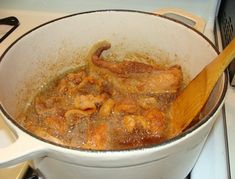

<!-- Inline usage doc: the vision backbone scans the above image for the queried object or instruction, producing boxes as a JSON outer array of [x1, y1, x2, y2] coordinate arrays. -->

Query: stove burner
[[23, 166, 45, 179]]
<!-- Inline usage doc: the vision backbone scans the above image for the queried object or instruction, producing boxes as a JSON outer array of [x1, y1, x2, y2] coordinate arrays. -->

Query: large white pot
[[0, 10, 227, 179]]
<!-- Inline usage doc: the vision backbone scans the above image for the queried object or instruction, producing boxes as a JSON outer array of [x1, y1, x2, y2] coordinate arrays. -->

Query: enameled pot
[[0, 10, 227, 179]]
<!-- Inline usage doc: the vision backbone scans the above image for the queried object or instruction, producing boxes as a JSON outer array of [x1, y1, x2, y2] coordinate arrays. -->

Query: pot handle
[[155, 8, 206, 33], [0, 120, 45, 168]]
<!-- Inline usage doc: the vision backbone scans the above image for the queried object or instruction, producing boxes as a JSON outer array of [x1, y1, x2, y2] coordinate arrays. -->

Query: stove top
[[0, 1, 233, 178]]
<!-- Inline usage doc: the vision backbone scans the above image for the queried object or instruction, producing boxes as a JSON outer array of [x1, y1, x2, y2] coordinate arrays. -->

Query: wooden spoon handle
[[169, 38, 235, 138]]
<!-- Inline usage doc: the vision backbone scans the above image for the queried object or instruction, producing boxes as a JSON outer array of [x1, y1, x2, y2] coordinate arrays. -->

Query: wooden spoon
[[168, 38, 235, 138]]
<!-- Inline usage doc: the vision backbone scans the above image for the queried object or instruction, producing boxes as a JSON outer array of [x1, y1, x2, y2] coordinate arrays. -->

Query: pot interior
[[0, 10, 226, 145]]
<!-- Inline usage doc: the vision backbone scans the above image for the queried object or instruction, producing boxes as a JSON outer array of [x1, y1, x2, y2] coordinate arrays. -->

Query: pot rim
[[0, 9, 228, 153]]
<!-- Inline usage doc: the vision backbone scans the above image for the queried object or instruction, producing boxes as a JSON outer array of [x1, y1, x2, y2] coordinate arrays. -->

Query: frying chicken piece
[[123, 108, 166, 135], [83, 123, 108, 150], [143, 108, 166, 135], [39, 116, 68, 141], [65, 109, 92, 122], [76, 76, 104, 95], [66, 70, 87, 84], [98, 98, 115, 117], [87, 41, 183, 95], [57, 70, 87, 95], [74, 94, 97, 110], [74, 94, 106, 111], [114, 108, 167, 149], [123, 115, 142, 132], [34, 128, 65, 145], [114, 98, 141, 114], [137, 97, 158, 109]]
